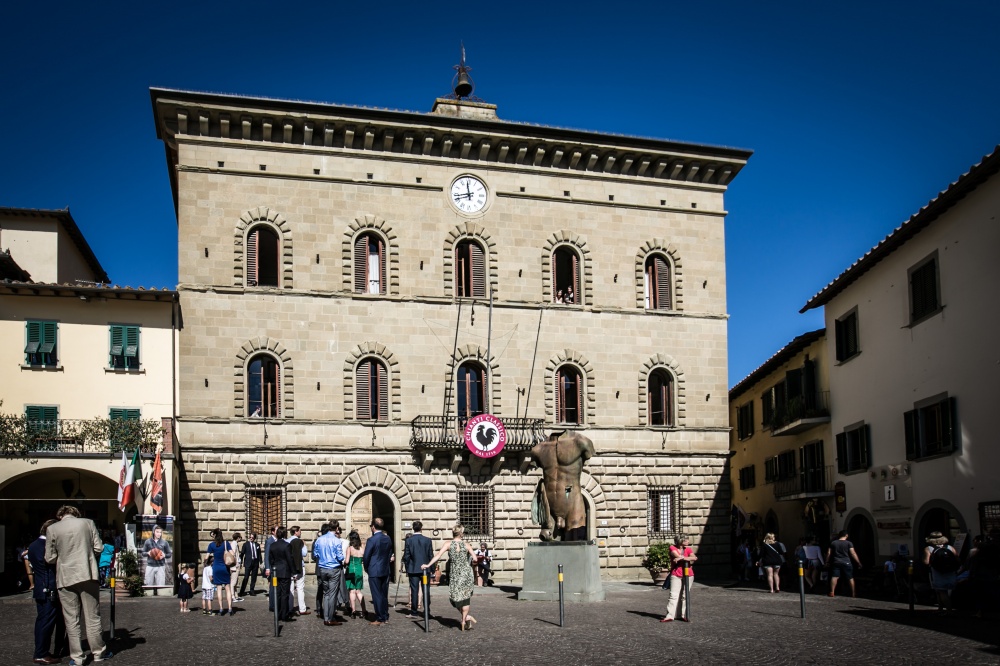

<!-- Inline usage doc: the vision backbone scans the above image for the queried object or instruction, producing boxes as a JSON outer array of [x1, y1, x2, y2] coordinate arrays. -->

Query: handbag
[[223, 543, 237, 567]]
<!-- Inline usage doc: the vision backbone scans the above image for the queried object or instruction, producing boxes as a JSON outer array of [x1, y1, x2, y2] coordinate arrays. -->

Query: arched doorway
[[348, 489, 398, 582], [847, 513, 876, 568], [916, 505, 964, 555], [582, 493, 594, 542]]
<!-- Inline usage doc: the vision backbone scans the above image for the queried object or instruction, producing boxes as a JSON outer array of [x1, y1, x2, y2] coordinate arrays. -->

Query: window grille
[[648, 487, 678, 537], [457, 487, 493, 539], [980, 501, 1000, 536], [246, 487, 285, 538]]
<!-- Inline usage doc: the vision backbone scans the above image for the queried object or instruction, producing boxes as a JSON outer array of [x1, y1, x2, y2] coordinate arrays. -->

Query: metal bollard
[[683, 565, 692, 621], [798, 559, 806, 619], [109, 577, 116, 638], [907, 559, 914, 613], [272, 576, 279, 637], [558, 563, 565, 628], [422, 572, 430, 633]]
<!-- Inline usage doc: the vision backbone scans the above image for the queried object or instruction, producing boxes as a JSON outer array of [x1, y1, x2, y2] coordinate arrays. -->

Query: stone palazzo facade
[[151, 86, 751, 580]]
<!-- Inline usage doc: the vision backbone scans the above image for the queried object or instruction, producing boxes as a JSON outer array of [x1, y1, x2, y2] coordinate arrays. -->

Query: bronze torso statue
[[530, 431, 595, 541]]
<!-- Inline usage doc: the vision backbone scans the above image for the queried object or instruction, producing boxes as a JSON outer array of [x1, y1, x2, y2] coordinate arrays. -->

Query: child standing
[[178, 562, 195, 612], [201, 555, 216, 615]]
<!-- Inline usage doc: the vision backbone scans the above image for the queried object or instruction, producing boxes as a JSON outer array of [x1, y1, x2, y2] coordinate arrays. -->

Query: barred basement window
[[648, 487, 678, 537], [457, 487, 493, 539], [980, 501, 1000, 536], [739, 465, 756, 490], [246, 487, 285, 539]]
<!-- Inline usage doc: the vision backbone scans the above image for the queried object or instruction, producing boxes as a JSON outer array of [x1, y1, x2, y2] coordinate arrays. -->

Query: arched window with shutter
[[354, 232, 386, 294], [648, 368, 674, 427], [456, 361, 487, 421], [455, 240, 486, 298], [644, 254, 672, 310], [552, 246, 580, 304], [556, 365, 582, 425], [355, 358, 389, 421], [247, 225, 280, 287], [247, 353, 280, 417]]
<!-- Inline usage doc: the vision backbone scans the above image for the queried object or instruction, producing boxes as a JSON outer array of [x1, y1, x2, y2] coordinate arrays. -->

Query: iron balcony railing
[[769, 391, 831, 431], [1, 419, 161, 456], [774, 465, 834, 499], [410, 415, 546, 452]]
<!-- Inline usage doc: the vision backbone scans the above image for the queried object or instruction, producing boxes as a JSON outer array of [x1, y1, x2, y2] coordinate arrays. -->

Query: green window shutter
[[110, 325, 124, 367], [110, 408, 125, 421], [124, 326, 139, 368], [903, 409, 918, 460]]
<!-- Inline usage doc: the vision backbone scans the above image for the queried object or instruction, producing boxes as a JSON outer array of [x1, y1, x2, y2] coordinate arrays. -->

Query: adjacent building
[[0, 207, 178, 589], [151, 73, 752, 579], [728, 329, 834, 554], [800, 145, 1000, 563]]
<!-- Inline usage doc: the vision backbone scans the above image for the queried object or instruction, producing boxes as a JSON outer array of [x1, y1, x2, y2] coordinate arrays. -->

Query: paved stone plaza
[[1, 582, 996, 665]]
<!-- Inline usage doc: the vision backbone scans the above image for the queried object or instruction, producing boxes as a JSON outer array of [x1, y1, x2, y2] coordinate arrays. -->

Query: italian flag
[[118, 448, 142, 511]]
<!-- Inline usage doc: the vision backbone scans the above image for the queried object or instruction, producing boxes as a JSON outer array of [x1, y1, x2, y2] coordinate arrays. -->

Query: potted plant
[[117, 548, 145, 597], [641, 541, 673, 585]]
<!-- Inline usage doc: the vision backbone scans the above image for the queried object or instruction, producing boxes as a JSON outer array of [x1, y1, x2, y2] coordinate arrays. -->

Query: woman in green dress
[[423, 524, 478, 630], [344, 530, 368, 619]]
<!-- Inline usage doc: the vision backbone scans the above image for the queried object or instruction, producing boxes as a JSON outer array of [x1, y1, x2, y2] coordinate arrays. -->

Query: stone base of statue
[[517, 540, 605, 602]]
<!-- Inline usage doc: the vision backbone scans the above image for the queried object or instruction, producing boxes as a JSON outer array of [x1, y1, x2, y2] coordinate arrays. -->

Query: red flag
[[149, 449, 164, 514], [118, 448, 140, 511]]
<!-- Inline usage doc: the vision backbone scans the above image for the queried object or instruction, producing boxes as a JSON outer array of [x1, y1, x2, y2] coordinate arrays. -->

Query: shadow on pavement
[[107, 626, 146, 654], [533, 617, 560, 627], [626, 610, 663, 621], [842, 607, 1000, 652]]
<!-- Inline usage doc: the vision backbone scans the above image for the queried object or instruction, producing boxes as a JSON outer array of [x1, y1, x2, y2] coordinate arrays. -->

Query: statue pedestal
[[517, 541, 605, 602]]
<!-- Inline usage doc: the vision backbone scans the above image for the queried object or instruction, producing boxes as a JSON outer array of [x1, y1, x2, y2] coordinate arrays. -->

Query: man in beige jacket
[[44, 505, 111, 663]]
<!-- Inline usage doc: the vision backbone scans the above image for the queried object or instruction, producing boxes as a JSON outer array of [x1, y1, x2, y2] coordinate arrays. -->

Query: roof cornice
[[0, 281, 177, 301], [150, 87, 752, 212], [801, 144, 1000, 312]]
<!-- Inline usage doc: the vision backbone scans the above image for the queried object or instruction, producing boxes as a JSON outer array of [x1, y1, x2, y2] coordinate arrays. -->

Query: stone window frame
[[443, 222, 498, 299], [234, 207, 294, 288], [343, 343, 401, 422], [446, 344, 502, 417], [541, 232, 592, 306], [341, 215, 399, 295], [638, 354, 686, 427], [544, 350, 595, 426], [234, 338, 294, 418], [244, 483, 286, 540], [634, 241, 683, 310]]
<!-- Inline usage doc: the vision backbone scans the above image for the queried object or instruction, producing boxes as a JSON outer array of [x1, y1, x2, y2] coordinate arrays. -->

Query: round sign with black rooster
[[463, 414, 507, 458]]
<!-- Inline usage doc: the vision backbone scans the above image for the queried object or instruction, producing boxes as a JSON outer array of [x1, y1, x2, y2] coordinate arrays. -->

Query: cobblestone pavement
[[1, 581, 996, 666]]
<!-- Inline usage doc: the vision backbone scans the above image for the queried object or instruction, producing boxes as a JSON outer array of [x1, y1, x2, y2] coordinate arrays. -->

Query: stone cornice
[[151, 88, 751, 207]]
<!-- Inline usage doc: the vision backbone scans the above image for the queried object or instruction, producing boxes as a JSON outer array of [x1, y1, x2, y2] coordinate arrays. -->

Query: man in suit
[[28, 519, 66, 665], [402, 521, 434, 619], [239, 533, 261, 597], [263, 526, 278, 611], [44, 505, 111, 664], [268, 526, 298, 621], [363, 517, 393, 625]]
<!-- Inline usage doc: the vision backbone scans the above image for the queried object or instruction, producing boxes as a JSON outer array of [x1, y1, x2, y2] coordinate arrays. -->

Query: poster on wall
[[136, 515, 174, 589]]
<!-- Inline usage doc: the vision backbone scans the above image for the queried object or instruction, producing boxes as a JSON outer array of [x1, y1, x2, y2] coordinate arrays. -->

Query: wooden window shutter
[[247, 229, 259, 286], [354, 235, 367, 293], [903, 409, 917, 460], [943, 397, 957, 452], [834, 317, 845, 360], [273, 361, 281, 417], [665, 374, 674, 426], [377, 362, 388, 421], [572, 252, 579, 303], [26, 321, 41, 352], [125, 325, 140, 368], [27, 406, 56, 422], [555, 369, 564, 423], [471, 242, 486, 298], [575, 371, 583, 424], [551, 251, 559, 302], [861, 424, 871, 468], [356, 361, 371, 419], [835, 432, 847, 474], [377, 237, 386, 294], [655, 256, 670, 309]]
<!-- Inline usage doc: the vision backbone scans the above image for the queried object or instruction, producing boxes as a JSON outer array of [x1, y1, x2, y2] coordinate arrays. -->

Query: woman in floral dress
[[423, 524, 477, 630]]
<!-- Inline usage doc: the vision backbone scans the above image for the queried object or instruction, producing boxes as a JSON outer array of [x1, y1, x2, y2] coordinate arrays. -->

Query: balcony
[[774, 465, 834, 501], [410, 415, 546, 471], [1, 418, 163, 457], [770, 391, 830, 436]]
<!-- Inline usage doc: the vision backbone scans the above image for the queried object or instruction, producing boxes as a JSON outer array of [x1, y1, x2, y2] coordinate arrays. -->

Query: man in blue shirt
[[313, 523, 345, 625]]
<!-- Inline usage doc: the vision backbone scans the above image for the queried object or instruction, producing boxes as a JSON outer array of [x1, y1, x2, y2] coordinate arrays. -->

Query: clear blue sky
[[3, 2, 998, 388]]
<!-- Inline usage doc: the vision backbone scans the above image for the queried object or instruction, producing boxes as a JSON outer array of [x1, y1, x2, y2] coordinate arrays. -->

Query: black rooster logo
[[475, 424, 498, 451]]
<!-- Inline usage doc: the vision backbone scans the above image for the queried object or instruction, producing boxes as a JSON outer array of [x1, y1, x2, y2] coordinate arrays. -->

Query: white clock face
[[451, 176, 488, 213]]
